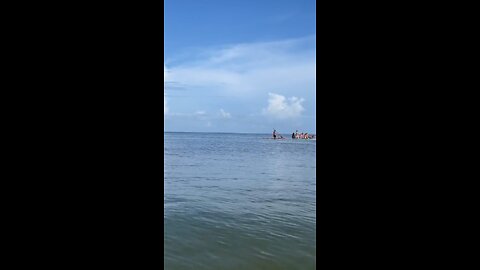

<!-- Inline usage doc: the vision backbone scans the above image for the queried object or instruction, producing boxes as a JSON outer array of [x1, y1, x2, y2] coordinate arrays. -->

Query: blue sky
[[164, 0, 316, 134]]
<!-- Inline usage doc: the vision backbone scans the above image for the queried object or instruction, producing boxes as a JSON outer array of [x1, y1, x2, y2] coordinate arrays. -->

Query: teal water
[[164, 132, 316, 269]]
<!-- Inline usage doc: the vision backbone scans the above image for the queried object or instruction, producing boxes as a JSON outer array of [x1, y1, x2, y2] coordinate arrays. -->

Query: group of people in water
[[272, 129, 315, 140], [292, 130, 315, 139]]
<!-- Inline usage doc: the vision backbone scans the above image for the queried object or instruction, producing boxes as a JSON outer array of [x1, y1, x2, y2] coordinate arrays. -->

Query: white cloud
[[166, 36, 316, 98], [262, 93, 305, 119], [219, 109, 231, 119]]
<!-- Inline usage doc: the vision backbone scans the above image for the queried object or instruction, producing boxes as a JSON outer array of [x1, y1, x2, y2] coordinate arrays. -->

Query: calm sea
[[164, 132, 316, 270]]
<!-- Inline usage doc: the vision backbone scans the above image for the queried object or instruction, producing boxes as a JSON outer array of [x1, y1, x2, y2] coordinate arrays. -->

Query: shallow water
[[164, 132, 316, 270]]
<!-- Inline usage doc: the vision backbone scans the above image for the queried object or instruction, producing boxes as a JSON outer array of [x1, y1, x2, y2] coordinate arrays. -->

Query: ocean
[[164, 132, 316, 269]]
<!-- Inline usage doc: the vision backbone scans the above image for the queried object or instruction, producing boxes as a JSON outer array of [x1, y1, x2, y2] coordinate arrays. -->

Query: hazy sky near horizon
[[164, 0, 316, 133]]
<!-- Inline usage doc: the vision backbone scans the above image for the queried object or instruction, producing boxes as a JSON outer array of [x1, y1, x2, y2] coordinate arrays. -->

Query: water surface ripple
[[164, 132, 316, 270]]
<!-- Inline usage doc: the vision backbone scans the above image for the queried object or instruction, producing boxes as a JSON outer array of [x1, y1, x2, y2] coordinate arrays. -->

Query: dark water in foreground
[[164, 132, 316, 270]]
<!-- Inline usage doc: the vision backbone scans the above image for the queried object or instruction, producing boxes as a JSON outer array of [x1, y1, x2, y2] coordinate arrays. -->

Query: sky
[[164, 0, 316, 134]]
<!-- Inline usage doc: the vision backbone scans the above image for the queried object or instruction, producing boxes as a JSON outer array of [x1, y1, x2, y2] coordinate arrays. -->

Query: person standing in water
[[273, 129, 277, 139]]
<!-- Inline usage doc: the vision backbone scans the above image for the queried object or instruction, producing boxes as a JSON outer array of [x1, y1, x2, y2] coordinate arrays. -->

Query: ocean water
[[164, 132, 316, 270]]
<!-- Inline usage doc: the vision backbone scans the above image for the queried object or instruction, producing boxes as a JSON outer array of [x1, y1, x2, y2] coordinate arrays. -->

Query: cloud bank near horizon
[[262, 93, 305, 119]]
